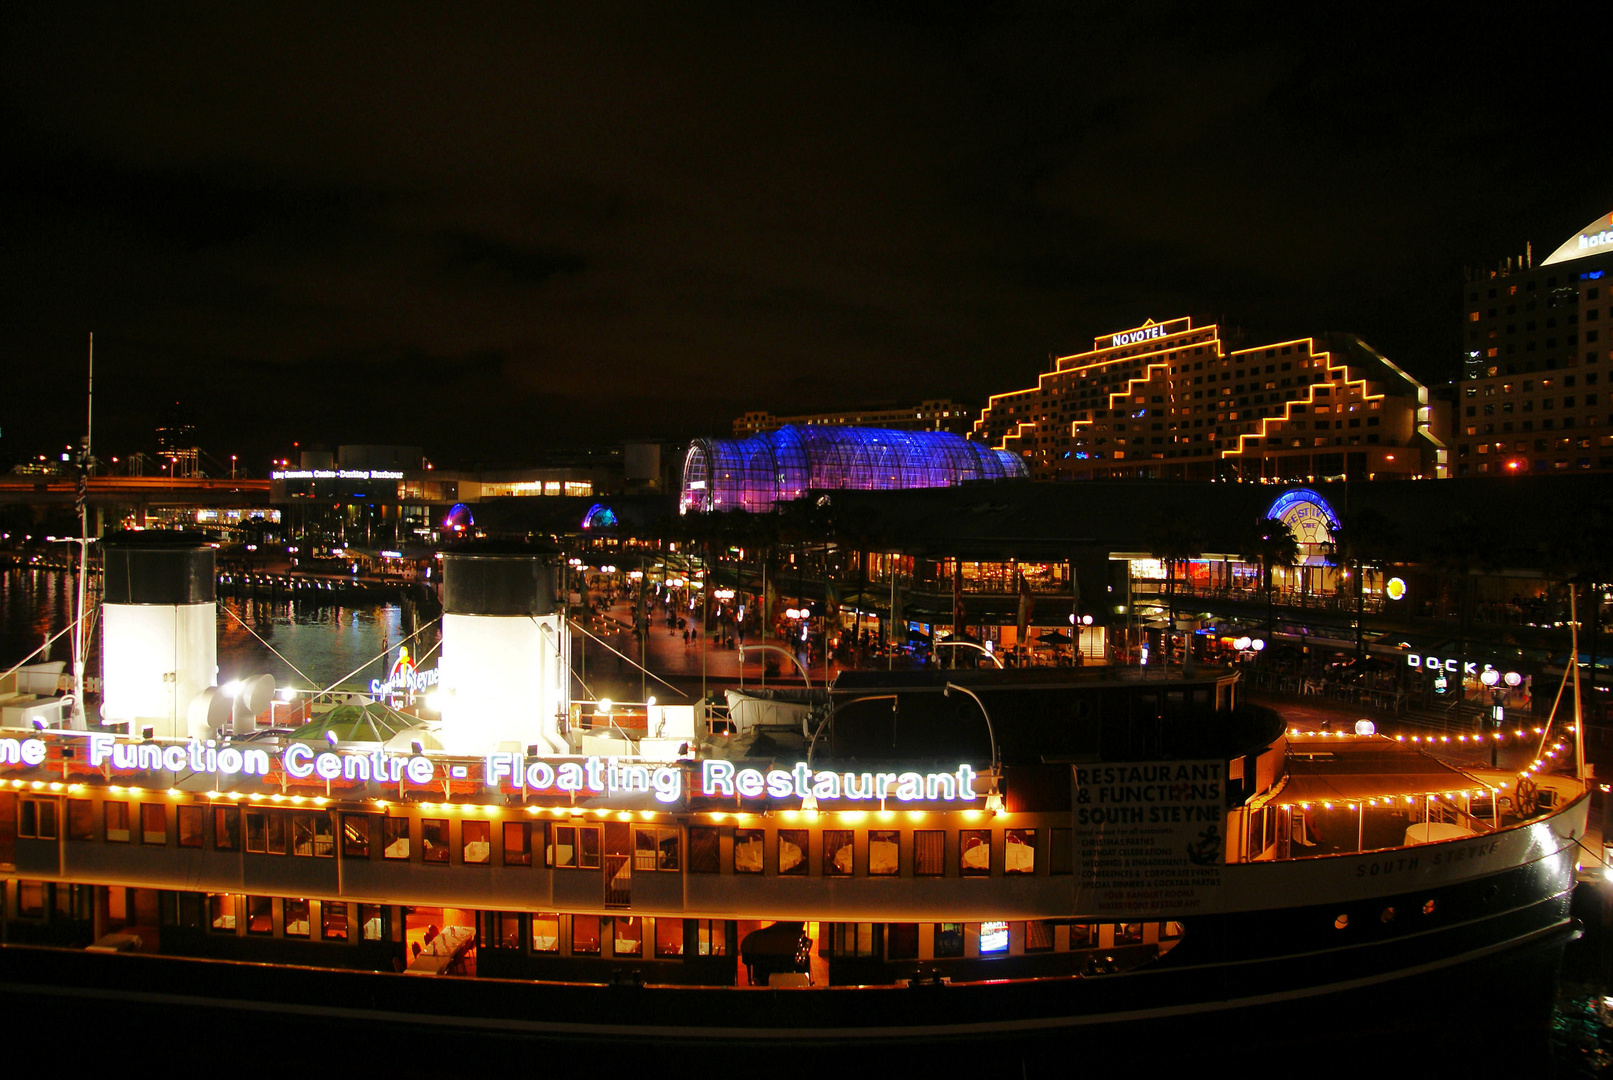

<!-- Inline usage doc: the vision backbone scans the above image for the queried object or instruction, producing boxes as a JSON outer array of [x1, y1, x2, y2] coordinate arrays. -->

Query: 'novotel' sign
[[1106, 318, 1191, 350]]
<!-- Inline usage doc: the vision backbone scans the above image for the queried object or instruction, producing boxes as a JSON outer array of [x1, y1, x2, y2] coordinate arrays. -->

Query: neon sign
[[699, 760, 979, 802], [486, 753, 682, 803], [1542, 211, 1613, 266], [271, 469, 405, 481], [1112, 325, 1167, 347]]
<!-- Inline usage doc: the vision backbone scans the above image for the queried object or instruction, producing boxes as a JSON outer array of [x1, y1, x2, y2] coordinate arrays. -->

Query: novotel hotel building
[[974, 317, 1445, 482]]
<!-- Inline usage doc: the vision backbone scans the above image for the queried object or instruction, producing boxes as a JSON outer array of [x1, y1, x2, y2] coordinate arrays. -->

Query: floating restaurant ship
[[0, 532, 1590, 1055]]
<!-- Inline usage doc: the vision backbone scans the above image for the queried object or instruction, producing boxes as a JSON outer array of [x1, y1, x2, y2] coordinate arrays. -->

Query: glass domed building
[[679, 424, 1026, 514]]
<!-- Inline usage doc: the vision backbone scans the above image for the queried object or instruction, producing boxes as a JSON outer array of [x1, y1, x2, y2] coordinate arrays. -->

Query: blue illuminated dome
[[680, 424, 1026, 514]]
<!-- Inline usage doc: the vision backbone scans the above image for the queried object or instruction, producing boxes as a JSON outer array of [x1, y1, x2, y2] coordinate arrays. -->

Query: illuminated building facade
[[974, 318, 1445, 482], [1454, 210, 1613, 475], [733, 399, 974, 438], [679, 424, 1025, 514]]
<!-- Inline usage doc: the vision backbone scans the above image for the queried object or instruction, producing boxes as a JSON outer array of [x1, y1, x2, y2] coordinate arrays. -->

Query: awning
[[1270, 736, 1489, 806]]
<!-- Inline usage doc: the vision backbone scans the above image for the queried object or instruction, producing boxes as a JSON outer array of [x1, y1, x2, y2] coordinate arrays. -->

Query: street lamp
[[943, 682, 1002, 811]]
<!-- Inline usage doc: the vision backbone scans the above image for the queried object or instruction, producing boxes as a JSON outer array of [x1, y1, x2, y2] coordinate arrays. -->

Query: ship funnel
[[99, 531, 217, 739], [437, 545, 568, 756]]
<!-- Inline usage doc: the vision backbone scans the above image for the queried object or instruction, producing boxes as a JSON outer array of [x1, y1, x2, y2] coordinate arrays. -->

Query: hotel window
[[19, 797, 57, 840], [934, 923, 965, 958], [291, 812, 333, 857], [342, 814, 373, 858], [1026, 920, 1055, 953], [655, 918, 684, 958], [284, 899, 312, 938], [322, 902, 350, 942], [461, 820, 491, 864], [421, 819, 450, 863], [613, 916, 644, 957], [359, 904, 388, 942], [382, 817, 409, 859], [66, 799, 93, 841], [531, 913, 561, 953], [214, 806, 240, 850], [246, 895, 273, 934], [778, 829, 809, 875], [503, 821, 532, 866], [733, 828, 764, 873], [887, 923, 919, 960], [913, 830, 945, 876], [141, 803, 167, 845], [823, 829, 854, 875], [1004, 829, 1036, 874], [208, 894, 237, 932], [696, 919, 728, 957], [959, 830, 991, 876], [105, 801, 130, 842], [634, 826, 679, 871], [177, 805, 204, 848], [572, 914, 602, 955]]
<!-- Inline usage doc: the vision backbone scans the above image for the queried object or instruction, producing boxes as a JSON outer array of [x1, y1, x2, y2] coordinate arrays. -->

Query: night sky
[[2, 3, 1607, 471]]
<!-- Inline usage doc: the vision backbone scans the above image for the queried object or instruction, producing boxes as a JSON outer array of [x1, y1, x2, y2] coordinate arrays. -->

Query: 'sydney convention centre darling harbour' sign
[[1, 736, 980, 808]]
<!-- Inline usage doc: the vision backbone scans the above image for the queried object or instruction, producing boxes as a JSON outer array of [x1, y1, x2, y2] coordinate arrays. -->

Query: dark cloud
[[0, 1, 1608, 469]]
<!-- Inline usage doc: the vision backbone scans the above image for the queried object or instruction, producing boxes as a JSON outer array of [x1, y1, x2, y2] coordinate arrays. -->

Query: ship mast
[[69, 333, 93, 728], [1572, 584, 1585, 781]]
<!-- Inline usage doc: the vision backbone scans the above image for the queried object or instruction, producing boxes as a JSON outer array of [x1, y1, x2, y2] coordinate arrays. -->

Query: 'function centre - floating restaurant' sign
[[0, 734, 982, 809]]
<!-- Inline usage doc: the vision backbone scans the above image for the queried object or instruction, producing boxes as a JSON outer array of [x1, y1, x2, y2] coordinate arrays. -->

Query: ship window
[[688, 826, 721, 873], [214, 806, 240, 851], [284, 898, 311, 937], [980, 921, 1009, 955], [66, 799, 93, 841], [572, 914, 602, 955], [421, 819, 450, 863], [959, 830, 991, 876], [360, 904, 388, 942], [1116, 923, 1144, 945], [734, 829, 764, 873], [913, 830, 945, 876], [177, 805, 204, 848], [696, 919, 728, 957], [483, 912, 522, 949], [1004, 829, 1036, 874], [1069, 924, 1096, 948], [1161, 921, 1184, 941], [247, 895, 273, 934], [829, 922, 880, 958], [245, 810, 285, 854], [382, 817, 409, 859], [934, 923, 965, 958], [291, 812, 333, 857], [548, 825, 576, 868], [887, 922, 919, 960], [823, 829, 854, 876], [869, 830, 899, 875], [461, 820, 491, 864], [612, 916, 643, 957], [19, 798, 56, 839], [654, 918, 684, 958], [16, 881, 44, 918], [1422, 899, 1437, 916], [322, 902, 350, 942], [208, 893, 236, 932], [634, 826, 679, 871], [580, 825, 601, 869], [778, 829, 809, 875], [105, 802, 130, 843], [1333, 914, 1349, 930], [1026, 920, 1055, 953], [342, 814, 373, 858], [503, 821, 531, 866], [531, 913, 560, 952], [1049, 828, 1073, 874], [1380, 907, 1395, 923], [140, 803, 166, 845]]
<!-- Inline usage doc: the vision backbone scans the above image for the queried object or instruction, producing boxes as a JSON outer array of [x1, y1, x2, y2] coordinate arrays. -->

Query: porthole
[[1380, 907, 1395, 923], [1481, 885, 1498, 903], [1334, 914, 1349, 930], [1422, 899, 1437, 916]]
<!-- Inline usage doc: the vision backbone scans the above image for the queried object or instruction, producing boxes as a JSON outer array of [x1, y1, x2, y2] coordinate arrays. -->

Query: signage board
[[1072, 760, 1225, 916]]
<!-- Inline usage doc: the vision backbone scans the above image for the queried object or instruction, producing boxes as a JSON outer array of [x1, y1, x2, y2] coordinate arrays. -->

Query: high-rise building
[[973, 317, 1444, 482], [732, 399, 974, 438], [1452, 210, 1613, 475]]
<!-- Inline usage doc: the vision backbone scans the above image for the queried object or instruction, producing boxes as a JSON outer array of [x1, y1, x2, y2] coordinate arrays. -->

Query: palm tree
[[1239, 517, 1300, 640], [1148, 516, 1205, 660], [1324, 508, 1399, 659], [1424, 513, 1498, 723]]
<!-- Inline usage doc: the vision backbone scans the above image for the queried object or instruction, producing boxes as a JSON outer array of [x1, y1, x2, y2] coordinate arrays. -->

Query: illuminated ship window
[[679, 424, 1027, 514], [980, 920, 1010, 955]]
